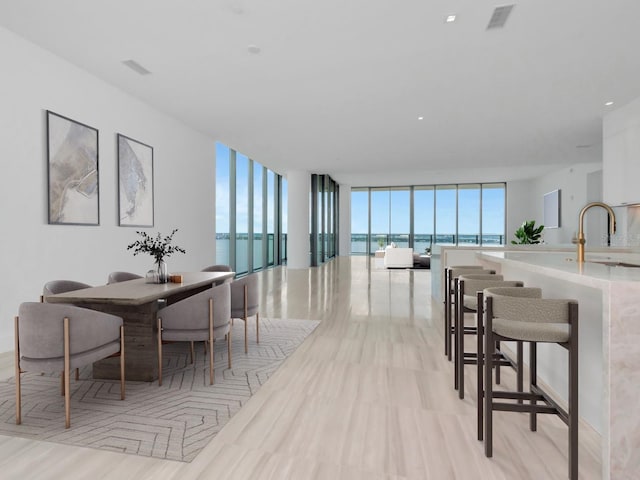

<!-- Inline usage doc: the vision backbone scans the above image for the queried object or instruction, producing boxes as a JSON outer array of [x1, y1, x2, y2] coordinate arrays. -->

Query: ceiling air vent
[[122, 59, 152, 75], [487, 4, 515, 30]]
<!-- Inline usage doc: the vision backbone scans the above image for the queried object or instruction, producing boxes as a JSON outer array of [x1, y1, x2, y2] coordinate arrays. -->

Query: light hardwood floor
[[0, 256, 602, 479]]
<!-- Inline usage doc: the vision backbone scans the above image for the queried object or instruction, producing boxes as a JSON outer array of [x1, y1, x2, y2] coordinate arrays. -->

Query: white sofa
[[383, 246, 414, 268]]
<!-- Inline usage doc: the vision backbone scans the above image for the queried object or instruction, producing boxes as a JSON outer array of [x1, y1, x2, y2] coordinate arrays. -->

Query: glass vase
[[156, 259, 168, 284]]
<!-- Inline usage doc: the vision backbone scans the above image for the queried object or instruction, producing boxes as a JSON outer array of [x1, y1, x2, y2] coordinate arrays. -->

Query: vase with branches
[[127, 229, 186, 283]]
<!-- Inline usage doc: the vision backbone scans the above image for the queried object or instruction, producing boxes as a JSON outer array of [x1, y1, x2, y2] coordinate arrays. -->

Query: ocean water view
[[349, 234, 504, 254], [216, 233, 504, 265], [216, 234, 285, 274]]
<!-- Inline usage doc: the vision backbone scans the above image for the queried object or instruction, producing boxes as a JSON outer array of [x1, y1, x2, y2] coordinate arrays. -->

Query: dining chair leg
[[75, 368, 79, 381], [228, 326, 232, 369], [244, 286, 249, 354], [63, 317, 71, 429], [157, 317, 163, 386], [256, 312, 259, 344], [190, 341, 195, 364], [14, 316, 22, 425], [60, 372, 64, 395], [209, 298, 215, 385], [120, 325, 126, 400], [209, 339, 215, 385]]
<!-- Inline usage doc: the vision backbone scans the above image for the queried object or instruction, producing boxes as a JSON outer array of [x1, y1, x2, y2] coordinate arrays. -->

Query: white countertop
[[478, 250, 640, 285]]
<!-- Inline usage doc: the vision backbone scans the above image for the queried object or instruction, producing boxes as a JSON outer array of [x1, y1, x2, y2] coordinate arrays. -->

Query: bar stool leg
[[476, 292, 484, 441], [530, 341, 537, 431], [444, 269, 450, 357], [569, 304, 579, 480], [517, 340, 523, 404], [454, 278, 460, 389], [495, 340, 501, 385], [484, 306, 494, 457]]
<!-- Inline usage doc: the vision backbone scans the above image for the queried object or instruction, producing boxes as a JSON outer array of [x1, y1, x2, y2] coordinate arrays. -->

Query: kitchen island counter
[[478, 250, 640, 479]]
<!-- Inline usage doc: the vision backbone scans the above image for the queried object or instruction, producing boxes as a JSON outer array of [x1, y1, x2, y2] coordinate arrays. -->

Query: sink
[[587, 261, 640, 268]]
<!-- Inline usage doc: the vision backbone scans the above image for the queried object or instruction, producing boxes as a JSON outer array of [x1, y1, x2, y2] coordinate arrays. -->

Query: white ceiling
[[2, 0, 640, 186]]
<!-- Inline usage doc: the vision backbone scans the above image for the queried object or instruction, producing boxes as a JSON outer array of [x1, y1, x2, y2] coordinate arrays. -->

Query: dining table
[[44, 271, 235, 381]]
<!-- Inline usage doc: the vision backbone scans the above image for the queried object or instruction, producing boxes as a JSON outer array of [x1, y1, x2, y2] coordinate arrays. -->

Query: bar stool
[[481, 287, 579, 480], [444, 266, 495, 360], [455, 274, 523, 399]]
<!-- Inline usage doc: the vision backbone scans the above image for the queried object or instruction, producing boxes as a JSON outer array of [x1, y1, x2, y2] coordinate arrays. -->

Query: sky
[[216, 142, 287, 235], [217, 141, 505, 241]]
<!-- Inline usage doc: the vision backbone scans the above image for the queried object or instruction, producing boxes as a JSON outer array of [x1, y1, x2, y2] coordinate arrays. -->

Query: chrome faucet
[[577, 202, 616, 263]]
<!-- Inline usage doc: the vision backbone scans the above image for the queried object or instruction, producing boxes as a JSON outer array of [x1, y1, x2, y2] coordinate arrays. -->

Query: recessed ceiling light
[[605, 101, 614, 106], [445, 14, 457, 23], [418, 116, 424, 120], [247, 45, 261, 54]]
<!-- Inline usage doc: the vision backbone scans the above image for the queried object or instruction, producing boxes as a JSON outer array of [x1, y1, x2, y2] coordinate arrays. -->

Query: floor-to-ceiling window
[[390, 188, 410, 247], [235, 153, 250, 275], [414, 186, 435, 254], [253, 161, 263, 270], [215, 143, 231, 264], [350, 188, 369, 254], [311, 174, 339, 266], [215, 142, 287, 273], [267, 170, 276, 266], [350, 183, 506, 254], [280, 178, 288, 263], [435, 185, 457, 245], [458, 184, 481, 245], [481, 183, 506, 244], [370, 188, 390, 253]]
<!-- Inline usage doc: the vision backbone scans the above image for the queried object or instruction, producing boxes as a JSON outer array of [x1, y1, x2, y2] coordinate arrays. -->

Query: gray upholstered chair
[[42, 280, 92, 301], [107, 271, 142, 284], [157, 283, 232, 386], [230, 274, 260, 354], [14, 302, 125, 429], [481, 287, 579, 480], [201, 264, 234, 284], [41, 279, 94, 381]]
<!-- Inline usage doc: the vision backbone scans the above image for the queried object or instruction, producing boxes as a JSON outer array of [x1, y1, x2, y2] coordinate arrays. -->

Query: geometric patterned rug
[[0, 318, 319, 462]]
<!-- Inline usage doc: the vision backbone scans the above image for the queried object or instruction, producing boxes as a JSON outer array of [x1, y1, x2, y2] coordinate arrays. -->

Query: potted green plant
[[511, 220, 544, 244]]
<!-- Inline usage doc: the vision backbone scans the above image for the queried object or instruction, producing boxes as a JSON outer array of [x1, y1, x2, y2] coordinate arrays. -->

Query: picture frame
[[117, 133, 154, 227], [47, 110, 100, 225], [543, 189, 561, 229]]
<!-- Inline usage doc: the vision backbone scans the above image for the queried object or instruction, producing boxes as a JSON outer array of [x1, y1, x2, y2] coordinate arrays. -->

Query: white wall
[[0, 27, 216, 352], [506, 179, 535, 244], [527, 163, 604, 245], [286, 170, 310, 269], [338, 185, 351, 255]]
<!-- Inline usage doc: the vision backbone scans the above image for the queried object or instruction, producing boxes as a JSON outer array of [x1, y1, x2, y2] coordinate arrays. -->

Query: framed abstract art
[[117, 133, 154, 227], [47, 111, 99, 225]]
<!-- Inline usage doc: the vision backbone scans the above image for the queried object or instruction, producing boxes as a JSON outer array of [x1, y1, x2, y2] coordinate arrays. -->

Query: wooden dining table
[[44, 271, 235, 381]]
